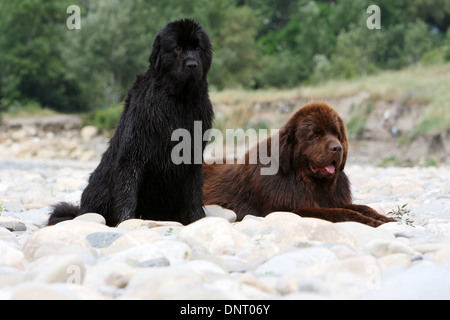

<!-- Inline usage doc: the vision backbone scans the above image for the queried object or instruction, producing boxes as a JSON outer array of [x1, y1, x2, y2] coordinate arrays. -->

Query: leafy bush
[[83, 104, 122, 132]]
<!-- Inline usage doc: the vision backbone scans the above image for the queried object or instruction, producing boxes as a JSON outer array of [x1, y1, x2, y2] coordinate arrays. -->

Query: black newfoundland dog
[[48, 19, 214, 226]]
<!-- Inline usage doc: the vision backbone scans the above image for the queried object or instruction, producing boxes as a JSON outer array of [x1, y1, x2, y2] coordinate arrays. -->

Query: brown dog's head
[[278, 102, 348, 179]]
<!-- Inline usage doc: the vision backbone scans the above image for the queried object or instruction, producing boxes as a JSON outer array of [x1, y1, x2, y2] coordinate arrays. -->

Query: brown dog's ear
[[338, 117, 348, 171], [278, 125, 295, 175]]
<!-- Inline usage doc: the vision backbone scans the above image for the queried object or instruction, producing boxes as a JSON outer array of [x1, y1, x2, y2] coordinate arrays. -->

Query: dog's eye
[[196, 47, 201, 51], [311, 133, 320, 140], [333, 130, 342, 140], [174, 47, 182, 52]]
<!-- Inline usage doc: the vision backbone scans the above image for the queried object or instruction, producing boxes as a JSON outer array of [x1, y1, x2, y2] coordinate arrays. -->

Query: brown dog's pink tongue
[[325, 164, 335, 174]]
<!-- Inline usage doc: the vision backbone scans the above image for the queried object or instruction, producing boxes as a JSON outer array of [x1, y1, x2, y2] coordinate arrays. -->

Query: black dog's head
[[149, 19, 212, 85]]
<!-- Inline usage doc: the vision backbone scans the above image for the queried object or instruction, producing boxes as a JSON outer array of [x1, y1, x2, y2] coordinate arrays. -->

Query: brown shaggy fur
[[203, 102, 395, 227]]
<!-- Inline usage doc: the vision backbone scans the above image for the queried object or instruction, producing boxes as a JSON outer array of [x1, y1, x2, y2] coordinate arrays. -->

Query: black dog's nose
[[186, 60, 198, 69], [329, 143, 342, 154]]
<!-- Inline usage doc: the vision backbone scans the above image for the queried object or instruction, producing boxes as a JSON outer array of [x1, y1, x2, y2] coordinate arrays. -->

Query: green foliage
[[0, 0, 87, 112], [346, 102, 373, 137], [254, 50, 310, 88], [404, 20, 434, 65], [378, 156, 403, 168], [387, 204, 414, 227], [192, 0, 260, 90], [1, 0, 449, 113], [255, 0, 338, 87], [421, 47, 446, 66], [83, 104, 122, 132], [445, 29, 450, 61]]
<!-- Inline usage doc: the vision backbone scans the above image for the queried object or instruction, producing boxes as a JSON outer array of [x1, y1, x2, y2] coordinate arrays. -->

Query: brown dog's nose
[[329, 143, 342, 154]]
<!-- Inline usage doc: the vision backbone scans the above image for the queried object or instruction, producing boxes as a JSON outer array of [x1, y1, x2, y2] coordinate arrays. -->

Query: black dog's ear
[[198, 30, 213, 73], [149, 34, 161, 72]]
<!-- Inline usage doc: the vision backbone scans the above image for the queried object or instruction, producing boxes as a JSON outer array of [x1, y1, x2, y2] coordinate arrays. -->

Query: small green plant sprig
[[387, 204, 415, 227]]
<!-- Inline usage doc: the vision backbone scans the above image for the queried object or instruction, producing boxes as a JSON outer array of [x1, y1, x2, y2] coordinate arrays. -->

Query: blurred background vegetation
[[1, 0, 450, 118]]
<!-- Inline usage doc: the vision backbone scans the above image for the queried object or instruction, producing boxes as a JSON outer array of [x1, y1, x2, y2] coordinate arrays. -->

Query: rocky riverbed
[[1, 158, 450, 300]]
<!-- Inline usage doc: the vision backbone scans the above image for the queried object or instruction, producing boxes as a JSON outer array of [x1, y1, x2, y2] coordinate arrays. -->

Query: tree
[[255, 1, 338, 88], [62, 0, 163, 109], [404, 20, 434, 65], [192, 0, 260, 89], [0, 0, 85, 111]]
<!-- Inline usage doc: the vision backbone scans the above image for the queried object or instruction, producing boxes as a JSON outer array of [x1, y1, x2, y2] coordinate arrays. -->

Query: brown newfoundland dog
[[203, 102, 395, 227]]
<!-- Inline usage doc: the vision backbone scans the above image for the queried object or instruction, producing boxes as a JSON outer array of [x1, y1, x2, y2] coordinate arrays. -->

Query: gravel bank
[[1, 159, 450, 300]]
